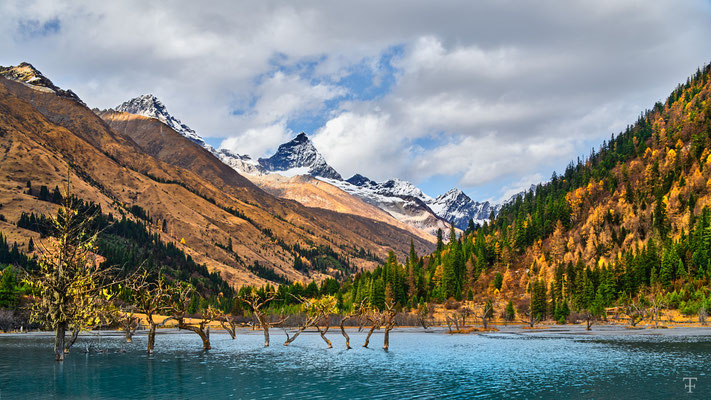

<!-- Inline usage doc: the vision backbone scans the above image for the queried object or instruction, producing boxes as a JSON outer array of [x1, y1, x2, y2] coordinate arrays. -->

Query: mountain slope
[[429, 188, 499, 229], [115, 94, 209, 149], [250, 173, 436, 243], [387, 63, 711, 315], [258, 133, 342, 179], [0, 63, 435, 288]]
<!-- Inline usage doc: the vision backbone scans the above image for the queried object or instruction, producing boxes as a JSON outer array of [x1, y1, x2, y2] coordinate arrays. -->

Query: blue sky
[[2, 1, 711, 202]]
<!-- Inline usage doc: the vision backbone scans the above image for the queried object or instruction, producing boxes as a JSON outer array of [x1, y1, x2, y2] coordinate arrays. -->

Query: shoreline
[[2, 324, 710, 338]]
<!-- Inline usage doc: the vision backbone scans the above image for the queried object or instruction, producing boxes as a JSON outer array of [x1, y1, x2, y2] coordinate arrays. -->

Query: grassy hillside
[[0, 69, 433, 290]]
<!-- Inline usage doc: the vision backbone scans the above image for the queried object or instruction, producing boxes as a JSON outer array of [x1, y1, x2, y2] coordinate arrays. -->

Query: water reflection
[[0, 329, 709, 399]]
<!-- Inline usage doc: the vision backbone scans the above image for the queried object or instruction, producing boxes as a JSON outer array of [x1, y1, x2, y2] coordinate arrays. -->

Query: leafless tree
[[218, 314, 238, 339], [473, 300, 494, 330], [362, 308, 382, 348], [339, 299, 368, 349], [517, 298, 540, 328], [284, 295, 337, 348], [622, 297, 647, 327], [416, 303, 433, 330], [165, 281, 215, 351], [239, 289, 286, 347], [647, 292, 665, 329], [128, 270, 170, 354], [699, 306, 707, 325], [114, 306, 140, 343], [382, 301, 398, 350]]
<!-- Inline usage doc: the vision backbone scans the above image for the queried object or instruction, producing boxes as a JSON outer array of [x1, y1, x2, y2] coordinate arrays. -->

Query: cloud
[[221, 122, 291, 158], [1, 0, 710, 200], [497, 173, 545, 204]]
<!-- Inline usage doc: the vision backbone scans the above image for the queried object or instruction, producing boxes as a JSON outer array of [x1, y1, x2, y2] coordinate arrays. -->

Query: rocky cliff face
[[258, 133, 342, 180], [428, 188, 500, 229]]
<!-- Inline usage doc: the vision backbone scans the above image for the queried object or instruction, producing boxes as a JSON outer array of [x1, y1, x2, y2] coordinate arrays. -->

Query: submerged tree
[[166, 281, 216, 351], [473, 299, 494, 330], [339, 298, 368, 349], [116, 305, 140, 343], [239, 288, 285, 347], [284, 295, 337, 348], [381, 301, 398, 350], [24, 181, 116, 361], [129, 270, 169, 354]]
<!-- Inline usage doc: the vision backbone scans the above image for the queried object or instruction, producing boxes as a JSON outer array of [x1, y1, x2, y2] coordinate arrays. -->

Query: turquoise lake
[[0, 328, 710, 399]]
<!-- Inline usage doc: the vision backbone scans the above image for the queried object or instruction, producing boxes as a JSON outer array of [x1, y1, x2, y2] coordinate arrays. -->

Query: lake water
[[0, 328, 710, 399]]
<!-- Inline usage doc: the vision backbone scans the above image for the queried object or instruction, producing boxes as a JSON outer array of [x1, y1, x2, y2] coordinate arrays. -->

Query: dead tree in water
[[473, 300, 494, 330], [445, 313, 460, 333], [362, 307, 382, 348], [239, 289, 285, 347], [382, 301, 398, 350], [166, 282, 214, 351], [340, 299, 368, 349], [116, 306, 140, 343], [218, 314, 238, 339], [129, 270, 169, 354], [284, 295, 337, 348]]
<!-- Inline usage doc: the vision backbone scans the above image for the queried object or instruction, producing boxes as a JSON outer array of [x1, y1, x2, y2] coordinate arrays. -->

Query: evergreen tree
[[505, 299, 515, 321], [531, 279, 548, 321], [436, 229, 444, 252], [0, 266, 20, 309]]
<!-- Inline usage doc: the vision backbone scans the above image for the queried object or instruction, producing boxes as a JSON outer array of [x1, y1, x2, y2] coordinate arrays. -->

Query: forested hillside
[[287, 63, 711, 322]]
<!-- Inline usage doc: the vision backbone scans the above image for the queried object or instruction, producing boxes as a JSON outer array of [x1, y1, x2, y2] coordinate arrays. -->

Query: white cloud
[[221, 121, 291, 158], [497, 173, 545, 204], [1, 0, 710, 199], [313, 111, 413, 181]]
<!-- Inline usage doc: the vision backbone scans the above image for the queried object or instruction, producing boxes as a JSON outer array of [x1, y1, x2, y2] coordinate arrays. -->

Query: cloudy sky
[[2, 1, 711, 201]]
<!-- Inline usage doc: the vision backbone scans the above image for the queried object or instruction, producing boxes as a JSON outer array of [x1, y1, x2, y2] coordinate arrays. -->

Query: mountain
[[258, 133, 342, 180], [249, 174, 436, 243], [400, 63, 711, 313], [215, 149, 266, 176], [0, 62, 86, 107], [320, 175, 452, 237], [112, 94, 267, 176], [108, 92, 494, 239], [428, 188, 499, 229], [0, 62, 435, 289], [115, 94, 209, 149]]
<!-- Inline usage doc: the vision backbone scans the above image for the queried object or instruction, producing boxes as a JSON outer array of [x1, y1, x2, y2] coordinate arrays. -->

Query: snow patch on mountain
[[429, 188, 499, 230], [114, 94, 266, 176], [258, 133, 342, 180], [215, 148, 266, 176], [115, 94, 210, 150], [0, 62, 86, 106]]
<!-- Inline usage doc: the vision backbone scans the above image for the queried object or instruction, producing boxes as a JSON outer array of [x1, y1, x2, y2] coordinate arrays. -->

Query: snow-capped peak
[[0, 62, 85, 105], [258, 133, 342, 180], [115, 94, 209, 149], [376, 179, 433, 202], [346, 174, 377, 187], [428, 187, 499, 230]]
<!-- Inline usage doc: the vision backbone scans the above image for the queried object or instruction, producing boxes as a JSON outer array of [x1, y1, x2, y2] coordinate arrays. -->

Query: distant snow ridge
[[115, 94, 267, 176], [115, 94, 210, 150], [428, 188, 499, 230], [216, 149, 266, 176], [258, 133, 342, 180]]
